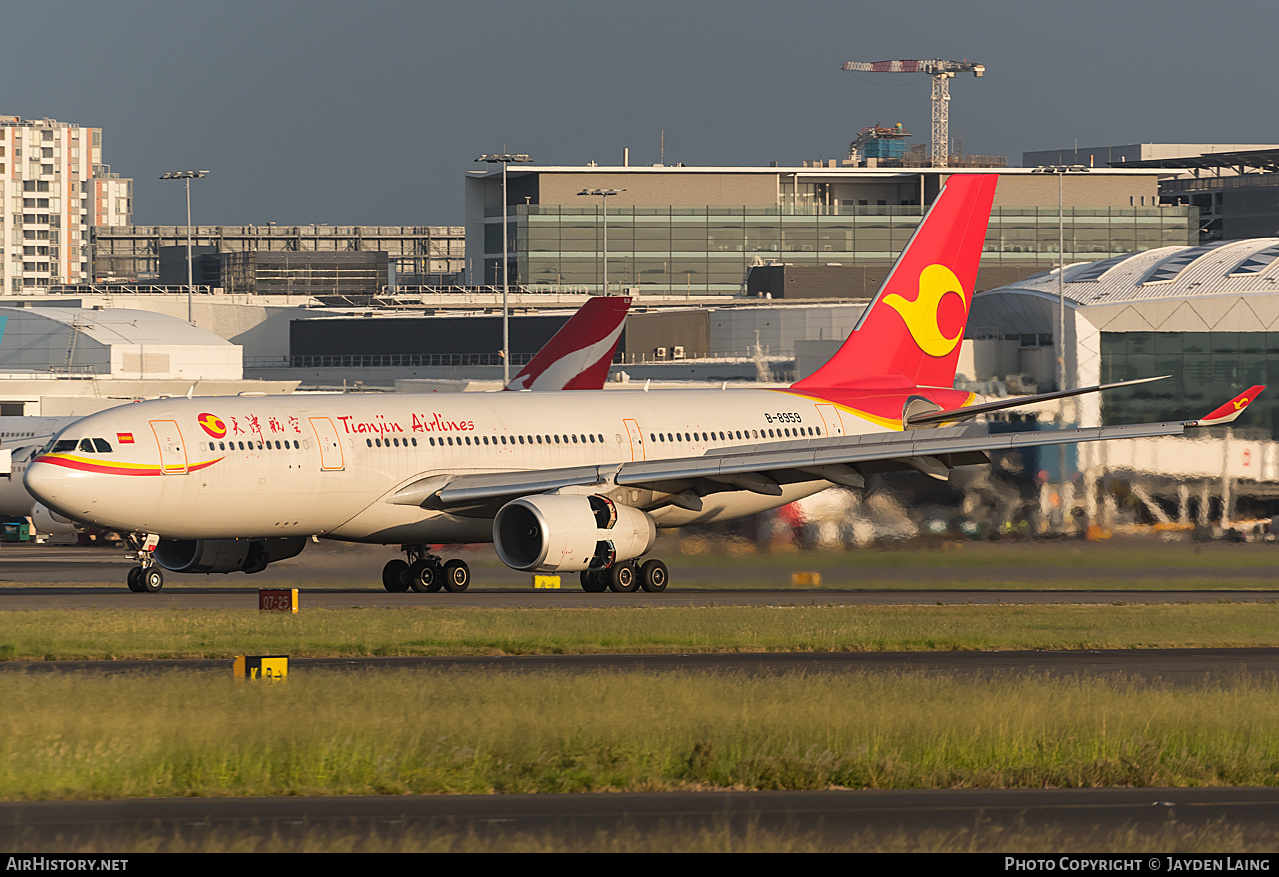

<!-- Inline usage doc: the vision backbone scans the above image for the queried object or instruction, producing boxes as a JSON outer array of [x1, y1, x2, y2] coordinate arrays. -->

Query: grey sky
[[7, 0, 1276, 226]]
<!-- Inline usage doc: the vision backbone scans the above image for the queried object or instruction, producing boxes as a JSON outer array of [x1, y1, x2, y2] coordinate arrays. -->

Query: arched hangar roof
[[0, 307, 233, 347], [971, 239, 1279, 335]]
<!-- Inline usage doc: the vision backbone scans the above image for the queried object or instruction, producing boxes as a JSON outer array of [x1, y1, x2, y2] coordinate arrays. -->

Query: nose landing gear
[[124, 533, 163, 593]]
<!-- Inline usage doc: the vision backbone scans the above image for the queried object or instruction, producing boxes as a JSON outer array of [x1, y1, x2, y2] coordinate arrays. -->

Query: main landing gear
[[580, 558, 668, 594], [382, 545, 470, 594]]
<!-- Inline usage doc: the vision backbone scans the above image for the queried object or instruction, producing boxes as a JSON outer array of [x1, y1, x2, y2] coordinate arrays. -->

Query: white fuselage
[[25, 388, 887, 544]]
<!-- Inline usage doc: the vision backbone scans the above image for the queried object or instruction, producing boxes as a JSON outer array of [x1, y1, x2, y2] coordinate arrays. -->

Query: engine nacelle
[[493, 494, 656, 572], [154, 536, 308, 574], [30, 503, 80, 535]]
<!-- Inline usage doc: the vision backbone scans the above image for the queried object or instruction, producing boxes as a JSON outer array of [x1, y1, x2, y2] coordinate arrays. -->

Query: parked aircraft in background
[[0, 418, 89, 535], [23, 175, 1261, 593], [506, 295, 630, 390], [1, 416, 82, 448]]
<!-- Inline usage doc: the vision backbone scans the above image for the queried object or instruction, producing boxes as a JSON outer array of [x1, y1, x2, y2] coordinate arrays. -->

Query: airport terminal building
[[465, 165, 1194, 298], [970, 239, 1279, 438]]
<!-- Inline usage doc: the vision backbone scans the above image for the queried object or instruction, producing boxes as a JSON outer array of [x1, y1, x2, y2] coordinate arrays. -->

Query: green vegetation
[[4, 670, 1279, 801], [1, 603, 1278, 661]]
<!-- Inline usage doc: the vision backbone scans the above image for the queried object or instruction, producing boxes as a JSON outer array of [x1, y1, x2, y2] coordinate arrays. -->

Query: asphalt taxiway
[[4, 787, 1279, 847]]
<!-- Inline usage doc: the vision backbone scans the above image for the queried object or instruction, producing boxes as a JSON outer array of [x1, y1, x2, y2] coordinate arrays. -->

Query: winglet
[[1193, 385, 1265, 426]]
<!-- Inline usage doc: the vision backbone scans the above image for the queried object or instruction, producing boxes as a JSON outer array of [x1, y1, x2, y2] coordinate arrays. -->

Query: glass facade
[[1100, 332, 1276, 438], [485, 205, 1196, 294]]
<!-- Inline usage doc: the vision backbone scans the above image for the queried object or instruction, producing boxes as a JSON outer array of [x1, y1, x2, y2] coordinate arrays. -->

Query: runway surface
[[4, 787, 1279, 847], [3, 648, 1279, 685], [3, 542, 1279, 608]]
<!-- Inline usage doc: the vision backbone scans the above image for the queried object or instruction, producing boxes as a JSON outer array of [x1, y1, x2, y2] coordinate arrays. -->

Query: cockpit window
[[93, 439, 112, 453], [53, 439, 78, 453], [78, 439, 95, 453]]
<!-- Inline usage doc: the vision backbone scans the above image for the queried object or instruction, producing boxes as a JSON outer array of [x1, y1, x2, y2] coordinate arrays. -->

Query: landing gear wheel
[[441, 559, 470, 593], [580, 570, 608, 593], [640, 559, 669, 593], [382, 559, 410, 593], [126, 567, 144, 593], [408, 559, 443, 593], [608, 562, 639, 593], [139, 567, 164, 593]]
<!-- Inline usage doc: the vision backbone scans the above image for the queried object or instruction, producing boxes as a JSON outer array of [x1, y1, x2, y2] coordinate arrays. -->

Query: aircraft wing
[[407, 388, 1261, 510]]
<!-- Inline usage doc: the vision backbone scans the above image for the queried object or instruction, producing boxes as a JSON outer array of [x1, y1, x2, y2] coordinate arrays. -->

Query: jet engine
[[30, 502, 80, 535], [493, 494, 656, 572], [153, 536, 308, 574]]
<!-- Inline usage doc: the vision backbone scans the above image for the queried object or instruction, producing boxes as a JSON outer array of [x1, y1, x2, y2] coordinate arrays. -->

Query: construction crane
[[841, 59, 985, 168]]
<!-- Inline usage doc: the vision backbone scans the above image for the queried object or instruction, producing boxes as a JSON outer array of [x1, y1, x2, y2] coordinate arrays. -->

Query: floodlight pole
[[475, 153, 531, 384], [1031, 165, 1089, 403], [578, 188, 625, 295], [160, 170, 210, 325], [1032, 164, 1090, 525]]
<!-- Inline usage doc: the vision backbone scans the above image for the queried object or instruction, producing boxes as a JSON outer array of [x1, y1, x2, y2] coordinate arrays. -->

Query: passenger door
[[623, 418, 646, 461], [309, 417, 345, 470], [150, 420, 188, 474]]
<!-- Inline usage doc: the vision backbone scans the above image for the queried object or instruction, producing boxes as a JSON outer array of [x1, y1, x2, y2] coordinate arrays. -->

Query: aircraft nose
[[23, 458, 68, 509]]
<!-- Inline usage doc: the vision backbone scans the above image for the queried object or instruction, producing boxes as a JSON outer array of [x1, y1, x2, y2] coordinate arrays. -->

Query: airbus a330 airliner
[[23, 174, 1262, 593]]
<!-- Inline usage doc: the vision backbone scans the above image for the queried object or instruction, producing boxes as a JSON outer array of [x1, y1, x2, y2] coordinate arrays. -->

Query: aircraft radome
[[22, 175, 1262, 593]]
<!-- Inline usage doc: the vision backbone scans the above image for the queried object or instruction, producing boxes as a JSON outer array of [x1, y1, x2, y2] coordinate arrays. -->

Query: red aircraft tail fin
[[792, 174, 998, 392], [505, 296, 631, 391]]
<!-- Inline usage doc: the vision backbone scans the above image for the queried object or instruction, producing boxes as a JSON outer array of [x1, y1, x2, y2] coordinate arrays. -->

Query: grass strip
[[1, 604, 1278, 661], [4, 670, 1279, 800]]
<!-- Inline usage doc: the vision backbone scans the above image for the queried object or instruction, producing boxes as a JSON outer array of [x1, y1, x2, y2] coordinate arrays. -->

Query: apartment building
[[0, 116, 133, 291]]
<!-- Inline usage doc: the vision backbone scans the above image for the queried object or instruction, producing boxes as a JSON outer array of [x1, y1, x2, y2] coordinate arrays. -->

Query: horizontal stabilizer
[[906, 375, 1169, 427]]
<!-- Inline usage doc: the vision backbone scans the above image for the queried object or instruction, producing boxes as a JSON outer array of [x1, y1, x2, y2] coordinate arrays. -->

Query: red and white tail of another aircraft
[[506, 295, 630, 391], [22, 174, 1263, 594]]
